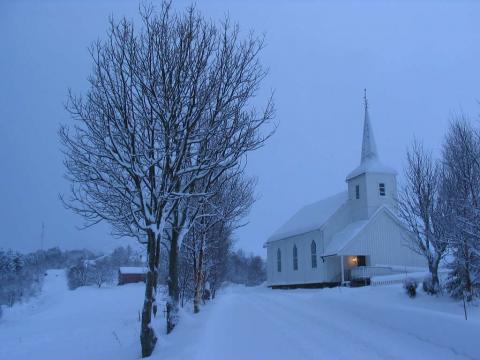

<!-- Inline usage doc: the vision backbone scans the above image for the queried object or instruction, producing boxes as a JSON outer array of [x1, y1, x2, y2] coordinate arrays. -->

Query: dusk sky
[[1, 0, 479, 256]]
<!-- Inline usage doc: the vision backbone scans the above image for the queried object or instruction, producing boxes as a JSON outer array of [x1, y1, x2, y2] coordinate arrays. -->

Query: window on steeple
[[355, 185, 360, 199], [379, 183, 386, 196]]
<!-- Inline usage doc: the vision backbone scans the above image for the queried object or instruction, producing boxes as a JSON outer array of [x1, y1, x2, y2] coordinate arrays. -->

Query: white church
[[265, 96, 426, 288]]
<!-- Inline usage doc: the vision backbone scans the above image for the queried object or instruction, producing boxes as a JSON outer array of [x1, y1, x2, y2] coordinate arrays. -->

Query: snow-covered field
[[0, 270, 143, 359], [1, 270, 479, 360]]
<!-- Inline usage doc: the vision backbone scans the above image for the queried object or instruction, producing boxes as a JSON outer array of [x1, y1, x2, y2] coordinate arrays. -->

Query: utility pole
[[41, 222, 45, 250]]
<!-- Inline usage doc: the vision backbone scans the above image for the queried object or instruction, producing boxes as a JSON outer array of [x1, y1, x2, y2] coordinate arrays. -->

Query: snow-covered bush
[[422, 275, 438, 295], [445, 264, 479, 301], [404, 278, 418, 298], [0, 250, 45, 307], [67, 261, 91, 290]]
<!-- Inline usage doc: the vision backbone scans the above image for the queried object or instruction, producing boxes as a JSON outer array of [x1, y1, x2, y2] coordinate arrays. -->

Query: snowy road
[[1, 271, 479, 359], [161, 286, 480, 360]]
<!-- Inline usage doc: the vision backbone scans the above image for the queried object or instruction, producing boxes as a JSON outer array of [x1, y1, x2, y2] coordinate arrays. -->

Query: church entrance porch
[[340, 255, 415, 287], [340, 255, 368, 285]]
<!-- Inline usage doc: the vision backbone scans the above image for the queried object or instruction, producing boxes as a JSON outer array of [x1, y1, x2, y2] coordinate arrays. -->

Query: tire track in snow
[[257, 290, 473, 360], [240, 291, 326, 360], [250, 291, 395, 360], [319, 292, 477, 360], [195, 287, 314, 360]]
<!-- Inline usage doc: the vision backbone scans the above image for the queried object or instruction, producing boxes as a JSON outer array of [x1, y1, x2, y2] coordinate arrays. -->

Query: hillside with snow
[[0, 270, 478, 359]]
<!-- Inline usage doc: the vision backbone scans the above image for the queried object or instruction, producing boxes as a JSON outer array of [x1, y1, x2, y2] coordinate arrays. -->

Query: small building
[[265, 95, 426, 288], [118, 267, 147, 285]]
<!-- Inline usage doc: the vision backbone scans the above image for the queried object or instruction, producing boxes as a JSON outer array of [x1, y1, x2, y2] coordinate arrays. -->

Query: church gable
[[339, 208, 424, 267]]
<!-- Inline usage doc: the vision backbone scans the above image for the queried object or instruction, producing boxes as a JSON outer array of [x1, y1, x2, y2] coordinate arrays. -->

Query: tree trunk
[[140, 229, 158, 358], [193, 233, 205, 314], [464, 243, 473, 302], [430, 256, 441, 293], [166, 224, 180, 334], [210, 275, 216, 300]]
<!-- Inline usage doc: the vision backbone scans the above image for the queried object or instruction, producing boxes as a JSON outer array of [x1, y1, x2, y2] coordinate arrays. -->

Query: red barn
[[118, 267, 147, 285]]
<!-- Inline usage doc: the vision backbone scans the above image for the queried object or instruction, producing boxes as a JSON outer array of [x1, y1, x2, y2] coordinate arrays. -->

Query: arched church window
[[277, 249, 281, 272], [311, 241, 317, 268], [293, 245, 298, 271], [355, 184, 360, 199]]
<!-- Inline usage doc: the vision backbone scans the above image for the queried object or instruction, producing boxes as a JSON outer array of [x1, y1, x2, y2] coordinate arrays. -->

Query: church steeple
[[345, 91, 398, 220], [360, 89, 378, 163], [347, 91, 395, 181]]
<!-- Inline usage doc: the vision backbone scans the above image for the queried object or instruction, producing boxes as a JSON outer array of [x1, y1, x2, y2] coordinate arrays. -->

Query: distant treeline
[[0, 246, 141, 309], [0, 245, 266, 314], [225, 250, 266, 287], [0, 247, 92, 308], [175, 248, 266, 307]]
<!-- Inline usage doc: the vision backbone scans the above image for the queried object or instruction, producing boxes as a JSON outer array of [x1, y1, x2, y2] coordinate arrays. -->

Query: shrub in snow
[[202, 288, 211, 301], [445, 259, 479, 302], [0, 250, 45, 307], [422, 275, 439, 295], [404, 278, 418, 298], [67, 262, 91, 290]]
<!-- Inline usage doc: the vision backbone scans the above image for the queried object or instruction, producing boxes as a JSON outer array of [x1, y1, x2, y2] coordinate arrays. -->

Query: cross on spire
[[360, 89, 378, 163]]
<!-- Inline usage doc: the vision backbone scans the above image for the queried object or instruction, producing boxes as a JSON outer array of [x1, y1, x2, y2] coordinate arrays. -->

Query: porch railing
[[349, 266, 397, 280]]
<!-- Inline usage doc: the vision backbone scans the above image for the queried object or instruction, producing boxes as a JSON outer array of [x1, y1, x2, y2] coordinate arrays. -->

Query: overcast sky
[[1, 0, 479, 256]]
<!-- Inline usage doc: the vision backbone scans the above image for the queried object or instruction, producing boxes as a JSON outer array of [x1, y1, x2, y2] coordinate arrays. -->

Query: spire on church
[[360, 89, 378, 163], [346, 91, 396, 181]]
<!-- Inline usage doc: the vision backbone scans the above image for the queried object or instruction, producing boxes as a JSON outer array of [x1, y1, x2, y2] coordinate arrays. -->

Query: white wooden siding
[[266, 208, 425, 286], [340, 210, 426, 268]]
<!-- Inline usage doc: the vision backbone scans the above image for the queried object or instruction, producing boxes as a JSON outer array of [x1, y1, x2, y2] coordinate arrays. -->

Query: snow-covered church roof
[[268, 191, 348, 242], [346, 157, 396, 180]]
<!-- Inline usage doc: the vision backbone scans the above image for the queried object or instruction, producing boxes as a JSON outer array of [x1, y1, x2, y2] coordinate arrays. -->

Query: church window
[[379, 183, 386, 196], [311, 241, 317, 268], [293, 245, 298, 270], [277, 249, 282, 272], [355, 185, 360, 199]]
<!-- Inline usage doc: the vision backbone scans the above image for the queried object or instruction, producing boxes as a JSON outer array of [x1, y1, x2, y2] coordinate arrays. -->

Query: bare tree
[[189, 173, 254, 314], [178, 243, 195, 307], [60, 3, 273, 356], [398, 140, 447, 292], [88, 257, 115, 288], [441, 118, 480, 301], [175, 173, 254, 315], [204, 222, 233, 299]]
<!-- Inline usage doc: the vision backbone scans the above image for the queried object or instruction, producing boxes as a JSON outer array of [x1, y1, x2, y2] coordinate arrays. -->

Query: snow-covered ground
[[0, 270, 144, 360], [1, 270, 479, 360]]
